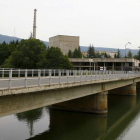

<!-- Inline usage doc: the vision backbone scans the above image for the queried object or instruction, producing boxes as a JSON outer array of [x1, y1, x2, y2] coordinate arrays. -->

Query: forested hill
[[0, 34, 49, 47], [0, 34, 21, 44], [0, 34, 138, 57]]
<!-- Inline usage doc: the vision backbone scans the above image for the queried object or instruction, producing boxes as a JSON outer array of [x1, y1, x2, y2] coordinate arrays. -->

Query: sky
[[0, 0, 140, 49]]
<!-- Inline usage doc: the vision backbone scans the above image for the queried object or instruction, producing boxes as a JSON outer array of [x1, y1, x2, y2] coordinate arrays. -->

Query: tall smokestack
[[33, 9, 37, 39]]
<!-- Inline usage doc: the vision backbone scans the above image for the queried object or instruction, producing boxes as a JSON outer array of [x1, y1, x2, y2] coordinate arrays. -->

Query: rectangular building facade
[[49, 35, 79, 55], [69, 58, 140, 71]]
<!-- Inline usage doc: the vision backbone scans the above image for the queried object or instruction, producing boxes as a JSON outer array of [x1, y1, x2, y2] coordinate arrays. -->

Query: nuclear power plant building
[[49, 35, 79, 55]]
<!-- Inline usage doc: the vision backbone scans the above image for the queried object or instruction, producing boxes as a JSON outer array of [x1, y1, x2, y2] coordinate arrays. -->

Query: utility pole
[[125, 42, 131, 71]]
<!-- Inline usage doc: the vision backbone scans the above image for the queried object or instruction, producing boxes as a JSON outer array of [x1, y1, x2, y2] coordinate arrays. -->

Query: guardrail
[[0, 69, 140, 90]]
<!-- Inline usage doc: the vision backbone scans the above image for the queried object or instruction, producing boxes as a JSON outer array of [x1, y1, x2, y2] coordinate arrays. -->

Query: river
[[0, 90, 140, 140]]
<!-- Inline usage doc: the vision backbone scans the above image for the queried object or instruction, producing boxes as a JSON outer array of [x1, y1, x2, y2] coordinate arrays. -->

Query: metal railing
[[0, 69, 140, 90]]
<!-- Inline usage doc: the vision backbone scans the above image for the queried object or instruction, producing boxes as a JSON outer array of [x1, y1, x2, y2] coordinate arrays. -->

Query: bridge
[[0, 91, 139, 140], [0, 69, 140, 114]]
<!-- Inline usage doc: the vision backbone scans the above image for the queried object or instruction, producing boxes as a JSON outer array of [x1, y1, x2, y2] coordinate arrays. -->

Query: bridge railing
[[0, 69, 140, 90]]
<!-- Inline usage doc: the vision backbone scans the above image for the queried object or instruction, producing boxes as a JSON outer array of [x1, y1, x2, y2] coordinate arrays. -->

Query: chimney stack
[[33, 9, 37, 39]]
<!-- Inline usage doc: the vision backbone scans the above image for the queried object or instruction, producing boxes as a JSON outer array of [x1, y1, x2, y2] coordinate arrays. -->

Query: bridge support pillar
[[51, 91, 108, 114], [109, 83, 136, 95]]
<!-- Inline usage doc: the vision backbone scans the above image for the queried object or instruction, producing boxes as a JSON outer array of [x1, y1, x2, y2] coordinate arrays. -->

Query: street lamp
[[125, 42, 131, 71], [125, 42, 131, 58]]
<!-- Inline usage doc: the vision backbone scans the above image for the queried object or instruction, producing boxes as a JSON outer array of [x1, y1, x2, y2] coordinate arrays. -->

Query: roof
[[49, 35, 79, 39], [69, 58, 140, 63]]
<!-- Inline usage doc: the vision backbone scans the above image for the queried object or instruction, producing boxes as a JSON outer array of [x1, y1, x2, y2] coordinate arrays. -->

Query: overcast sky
[[0, 0, 140, 49]]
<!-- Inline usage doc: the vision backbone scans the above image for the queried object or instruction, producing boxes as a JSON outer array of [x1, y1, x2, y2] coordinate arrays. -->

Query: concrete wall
[[49, 35, 79, 55]]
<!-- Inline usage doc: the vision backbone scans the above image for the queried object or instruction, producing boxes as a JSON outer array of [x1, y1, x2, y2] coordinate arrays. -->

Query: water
[[0, 91, 140, 140]]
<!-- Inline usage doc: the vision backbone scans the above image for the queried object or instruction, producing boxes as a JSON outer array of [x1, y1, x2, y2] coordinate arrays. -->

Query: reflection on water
[[15, 108, 43, 136], [0, 108, 50, 140], [0, 91, 140, 140]]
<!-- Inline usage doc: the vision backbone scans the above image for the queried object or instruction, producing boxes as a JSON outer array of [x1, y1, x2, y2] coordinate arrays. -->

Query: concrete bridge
[[0, 92, 139, 140], [28, 95, 140, 140], [0, 69, 140, 114]]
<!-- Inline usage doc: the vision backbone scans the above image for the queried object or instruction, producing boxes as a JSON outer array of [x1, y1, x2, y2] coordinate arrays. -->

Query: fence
[[0, 69, 140, 90]]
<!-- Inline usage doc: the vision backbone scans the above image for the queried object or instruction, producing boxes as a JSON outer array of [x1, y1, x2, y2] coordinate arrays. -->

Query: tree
[[95, 51, 101, 58], [45, 47, 73, 69], [0, 41, 15, 66], [68, 50, 73, 58], [0, 40, 20, 67], [87, 44, 95, 58], [9, 39, 19, 47], [77, 46, 82, 58], [73, 48, 78, 58], [3, 39, 47, 68], [15, 39, 19, 46], [133, 50, 140, 60], [127, 50, 133, 58], [102, 52, 111, 58], [72, 47, 82, 58], [116, 49, 121, 58]]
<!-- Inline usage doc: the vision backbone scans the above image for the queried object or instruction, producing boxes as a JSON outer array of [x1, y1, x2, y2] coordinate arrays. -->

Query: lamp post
[[125, 42, 131, 71], [125, 42, 131, 58], [138, 47, 140, 71]]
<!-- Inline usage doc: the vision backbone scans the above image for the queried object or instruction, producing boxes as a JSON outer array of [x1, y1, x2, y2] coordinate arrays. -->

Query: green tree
[[87, 44, 95, 58], [0, 41, 16, 66], [77, 46, 82, 58], [116, 49, 121, 58], [95, 51, 101, 58], [9, 39, 19, 47], [73, 48, 78, 58], [45, 47, 73, 69], [3, 39, 47, 68], [127, 50, 133, 58], [72, 47, 82, 58], [0, 40, 20, 67], [133, 50, 140, 60], [68, 50, 73, 58], [102, 52, 110, 58]]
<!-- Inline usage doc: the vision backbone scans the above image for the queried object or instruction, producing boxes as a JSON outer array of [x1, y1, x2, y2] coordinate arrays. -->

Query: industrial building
[[69, 58, 140, 71], [82, 51, 118, 58], [49, 35, 79, 55]]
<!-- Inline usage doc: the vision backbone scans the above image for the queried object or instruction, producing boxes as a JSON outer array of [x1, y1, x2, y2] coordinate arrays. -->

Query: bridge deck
[[0, 69, 140, 96]]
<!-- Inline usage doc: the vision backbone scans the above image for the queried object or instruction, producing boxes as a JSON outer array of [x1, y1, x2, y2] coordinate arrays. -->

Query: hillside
[[0, 34, 21, 44], [0, 34, 49, 47], [80, 46, 138, 57], [0, 34, 138, 57]]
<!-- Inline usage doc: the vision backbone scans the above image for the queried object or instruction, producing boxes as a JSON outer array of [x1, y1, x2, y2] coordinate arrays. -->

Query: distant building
[[69, 58, 140, 71], [49, 35, 79, 55], [82, 51, 118, 58]]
